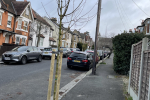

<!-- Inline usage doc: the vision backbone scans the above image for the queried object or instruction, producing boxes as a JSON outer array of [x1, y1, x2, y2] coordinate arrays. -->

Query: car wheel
[[4, 62, 10, 64], [37, 55, 42, 62], [21, 56, 27, 65], [67, 65, 71, 68], [66, 54, 68, 58]]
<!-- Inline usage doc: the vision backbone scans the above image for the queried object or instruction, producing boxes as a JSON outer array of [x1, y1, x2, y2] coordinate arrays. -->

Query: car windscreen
[[44, 48, 52, 51], [70, 52, 86, 58], [12, 46, 29, 51], [63, 48, 67, 51]]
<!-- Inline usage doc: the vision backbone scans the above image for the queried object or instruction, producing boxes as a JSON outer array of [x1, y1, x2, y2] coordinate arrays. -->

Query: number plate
[[5, 57, 10, 60], [45, 52, 48, 54], [74, 60, 80, 63]]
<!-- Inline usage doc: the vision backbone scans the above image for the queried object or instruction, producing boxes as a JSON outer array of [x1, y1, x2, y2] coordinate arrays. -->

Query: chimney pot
[[24, 0, 27, 2]]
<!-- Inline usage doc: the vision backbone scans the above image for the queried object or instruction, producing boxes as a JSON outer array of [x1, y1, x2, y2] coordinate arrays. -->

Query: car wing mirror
[[27, 50, 30, 52]]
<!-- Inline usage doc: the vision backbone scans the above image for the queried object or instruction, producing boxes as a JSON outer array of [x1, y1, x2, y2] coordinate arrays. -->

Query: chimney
[[24, 0, 27, 2], [129, 29, 132, 33], [51, 17, 57, 23]]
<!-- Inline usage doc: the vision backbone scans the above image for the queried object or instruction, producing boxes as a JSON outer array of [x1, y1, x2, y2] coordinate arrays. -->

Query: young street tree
[[48, 0, 99, 100]]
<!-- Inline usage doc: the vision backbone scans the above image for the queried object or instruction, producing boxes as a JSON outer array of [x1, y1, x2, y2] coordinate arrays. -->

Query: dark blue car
[[67, 52, 93, 70]]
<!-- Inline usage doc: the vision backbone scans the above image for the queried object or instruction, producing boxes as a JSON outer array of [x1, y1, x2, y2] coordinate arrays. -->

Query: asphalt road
[[0, 58, 87, 100]]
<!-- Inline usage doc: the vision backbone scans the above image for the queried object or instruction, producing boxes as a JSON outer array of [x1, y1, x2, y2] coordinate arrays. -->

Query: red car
[[86, 51, 99, 63]]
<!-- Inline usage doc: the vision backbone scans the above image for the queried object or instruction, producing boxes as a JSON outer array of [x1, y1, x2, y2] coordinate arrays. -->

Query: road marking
[[50, 57, 109, 100]]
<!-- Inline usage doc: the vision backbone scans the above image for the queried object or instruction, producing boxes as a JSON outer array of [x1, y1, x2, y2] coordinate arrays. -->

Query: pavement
[[61, 54, 125, 100]]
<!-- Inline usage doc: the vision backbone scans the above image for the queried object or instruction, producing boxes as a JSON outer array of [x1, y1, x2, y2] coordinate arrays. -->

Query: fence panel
[[140, 50, 150, 100], [130, 41, 142, 95]]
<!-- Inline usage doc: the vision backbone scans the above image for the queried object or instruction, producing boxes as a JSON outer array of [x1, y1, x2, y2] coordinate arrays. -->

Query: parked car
[[70, 48, 76, 53], [97, 50, 104, 60], [2, 46, 42, 64], [76, 48, 80, 51], [104, 51, 108, 58], [42, 47, 52, 59], [67, 52, 93, 70], [62, 48, 71, 57], [86, 51, 99, 63]]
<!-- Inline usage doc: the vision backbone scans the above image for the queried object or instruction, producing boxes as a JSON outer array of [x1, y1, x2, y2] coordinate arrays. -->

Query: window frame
[[7, 15, 12, 28], [17, 19, 22, 29], [16, 37, 20, 45], [26, 7, 29, 15], [21, 38, 26, 45], [0, 12, 3, 25], [23, 21, 28, 31]]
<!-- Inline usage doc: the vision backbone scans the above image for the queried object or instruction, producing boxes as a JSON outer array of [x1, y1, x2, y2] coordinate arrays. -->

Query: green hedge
[[112, 33, 148, 75]]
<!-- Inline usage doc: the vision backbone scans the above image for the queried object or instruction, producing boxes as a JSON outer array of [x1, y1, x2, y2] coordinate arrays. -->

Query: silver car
[[2, 46, 42, 64]]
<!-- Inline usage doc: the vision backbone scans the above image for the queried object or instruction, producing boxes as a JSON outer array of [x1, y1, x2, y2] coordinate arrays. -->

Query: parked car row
[[1, 46, 81, 65]]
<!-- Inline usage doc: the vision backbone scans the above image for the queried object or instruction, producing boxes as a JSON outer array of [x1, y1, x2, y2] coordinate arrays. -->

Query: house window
[[45, 26, 47, 33], [63, 34, 65, 38], [23, 21, 28, 31], [74, 35, 76, 40], [68, 34, 69, 39], [22, 38, 26, 45], [26, 7, 29, 15], [51, 41, 53, 45], [17, 19, 22, 29], [40, 38, 44, 46], [16, 37, 20, 44], [7, 15, 12, 28], [0, 12, 2, 25], [62, 41, 64, 47], [49, 41, 51, 46]]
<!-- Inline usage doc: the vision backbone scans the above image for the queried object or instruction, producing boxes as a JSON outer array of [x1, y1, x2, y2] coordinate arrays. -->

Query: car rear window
[[70, 52, 86, 58], [87, 52, 94, 56], [44, 48, 52, 51], [63, 48, 67, 51]]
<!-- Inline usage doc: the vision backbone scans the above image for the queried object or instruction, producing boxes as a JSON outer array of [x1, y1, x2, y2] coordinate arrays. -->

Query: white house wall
[[44, 17, 59, 45]]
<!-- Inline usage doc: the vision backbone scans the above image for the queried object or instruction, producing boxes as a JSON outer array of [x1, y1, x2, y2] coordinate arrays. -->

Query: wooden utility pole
[[92, 0, 102, 75]]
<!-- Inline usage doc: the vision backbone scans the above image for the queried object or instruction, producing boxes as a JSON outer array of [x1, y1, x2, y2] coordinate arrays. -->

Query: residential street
[[0, 58, 87, 100]]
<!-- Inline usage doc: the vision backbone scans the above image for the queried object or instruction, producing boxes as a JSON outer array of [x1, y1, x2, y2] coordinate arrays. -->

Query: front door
[[5, 35, 10, 43]]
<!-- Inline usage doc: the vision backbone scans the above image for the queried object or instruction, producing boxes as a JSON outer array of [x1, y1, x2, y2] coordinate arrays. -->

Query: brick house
[[0, 0, 34, 46]]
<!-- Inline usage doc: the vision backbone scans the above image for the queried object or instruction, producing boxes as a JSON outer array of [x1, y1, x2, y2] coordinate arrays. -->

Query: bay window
[[16, 37, 20, 45], [21, 38, 26, 45]]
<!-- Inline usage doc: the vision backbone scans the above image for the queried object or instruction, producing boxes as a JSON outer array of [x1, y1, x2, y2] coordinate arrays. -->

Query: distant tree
[[77, 42, 83, 51], [92, 44, 94, 49]]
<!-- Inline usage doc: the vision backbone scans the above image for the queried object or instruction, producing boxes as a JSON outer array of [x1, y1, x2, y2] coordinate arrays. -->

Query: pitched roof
[[1, 0, 16, 14], [49, 37, 56, 42], [1, 0, 30, 15], [12, 1, 29, 15], [32, 9, 52, 27]]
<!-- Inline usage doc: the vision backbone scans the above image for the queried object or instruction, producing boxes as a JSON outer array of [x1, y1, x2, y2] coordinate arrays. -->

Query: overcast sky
[[18, 0, 150, 41]]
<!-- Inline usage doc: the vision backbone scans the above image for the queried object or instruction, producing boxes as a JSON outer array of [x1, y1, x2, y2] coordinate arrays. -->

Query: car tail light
[[71, 51, 73, 52], [68, 57, 72, 60], [49, 51, 52, 53], [82, 60, 88, 62]]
